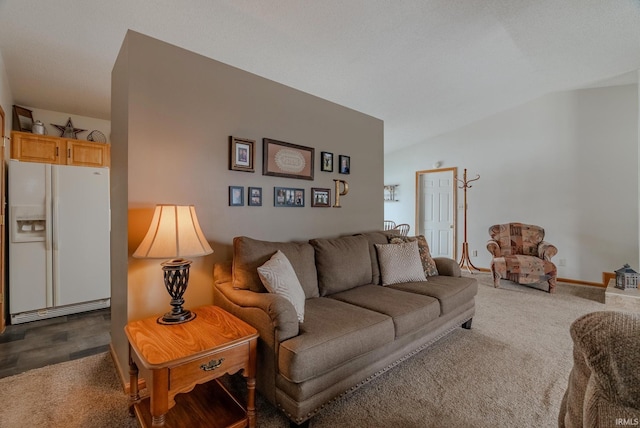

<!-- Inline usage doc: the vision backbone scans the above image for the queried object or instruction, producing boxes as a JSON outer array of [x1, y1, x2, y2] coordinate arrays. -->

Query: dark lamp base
[[158, 258, 196, 326], [157, 310, 197, 325]]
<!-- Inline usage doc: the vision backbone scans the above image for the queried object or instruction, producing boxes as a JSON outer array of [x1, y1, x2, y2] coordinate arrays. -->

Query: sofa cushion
[[329, 285, 440, 338], [375, 241, 427, 285], [278, 297, 394, 383], [356, 231, 396, 285], [258, 250, 306, 323], [310, 235, 372, 296], [232, 236, 319, 298], [389, 275, 478, 315], [389, 235, 439, 277]]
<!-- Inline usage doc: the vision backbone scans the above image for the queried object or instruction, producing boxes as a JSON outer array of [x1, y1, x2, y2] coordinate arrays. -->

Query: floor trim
[[471, 267, 607, 287], [111, 342, 146, 394]]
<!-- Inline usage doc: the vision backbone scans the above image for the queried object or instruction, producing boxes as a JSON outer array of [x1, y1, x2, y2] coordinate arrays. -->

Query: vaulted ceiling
[[0, 1, 638, 153]]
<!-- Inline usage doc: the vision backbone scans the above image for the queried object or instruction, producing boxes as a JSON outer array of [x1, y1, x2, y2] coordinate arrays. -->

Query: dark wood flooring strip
[[0, 308, 110, 379]]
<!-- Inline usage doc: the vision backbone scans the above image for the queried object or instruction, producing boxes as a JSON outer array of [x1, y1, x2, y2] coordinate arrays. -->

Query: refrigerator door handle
[[51, 165, 62, 307], [46, 164, 54, 307]]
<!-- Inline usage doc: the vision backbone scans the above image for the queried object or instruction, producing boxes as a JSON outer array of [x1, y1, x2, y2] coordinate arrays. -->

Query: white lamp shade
[[133, 205, 213, 259]]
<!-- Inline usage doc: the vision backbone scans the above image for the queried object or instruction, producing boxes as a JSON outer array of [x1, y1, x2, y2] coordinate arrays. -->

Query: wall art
[[229, 136, 255, 172], [12, 105, 33, 132], [321, 151, 333, 172], [248, 187, 262, 206], [51, 117, 87, 139], [384, 184, 399, 202], [339, 155, 350, 174], [274, 187, 305, 207], [229, 186, 244, 206], [311, 188, 331, 207], [263, 138, 314, 180]]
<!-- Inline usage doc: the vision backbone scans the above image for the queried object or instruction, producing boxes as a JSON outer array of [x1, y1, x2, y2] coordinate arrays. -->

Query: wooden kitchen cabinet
[[64, 139, 110, 167], [11, 131, 110, 167]]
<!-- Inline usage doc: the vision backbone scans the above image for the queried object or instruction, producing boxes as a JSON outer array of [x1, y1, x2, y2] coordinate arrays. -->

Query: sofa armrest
[[486, 240, 501, 257], [538, 241, 558, 261], [214, 280, 300, 342], [434, 257, 461, 277], [213, 261, 233, 285]]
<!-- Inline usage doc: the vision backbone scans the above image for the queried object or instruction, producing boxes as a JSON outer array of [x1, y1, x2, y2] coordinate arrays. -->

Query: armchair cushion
[[492, 255, 557, 285]]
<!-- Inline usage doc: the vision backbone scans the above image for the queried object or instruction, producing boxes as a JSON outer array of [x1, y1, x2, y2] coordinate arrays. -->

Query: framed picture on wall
[[12, 105, 34, 132], [339, 155, 350, 174], [263, 138, 314, 180], [229, 137, 255, 172], [248, 187, 262, 206], [229, 186, 244, 206], [311, 188, 331, 207], [321, 151, 333, 172], [274, 187, 305, 207]]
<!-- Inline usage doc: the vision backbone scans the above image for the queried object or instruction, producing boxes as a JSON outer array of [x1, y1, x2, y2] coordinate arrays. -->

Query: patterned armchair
[[486, 223, 558, 293]]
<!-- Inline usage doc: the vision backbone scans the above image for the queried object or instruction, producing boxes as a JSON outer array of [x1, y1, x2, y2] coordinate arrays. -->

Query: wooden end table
[[125, 305, 259, 427]]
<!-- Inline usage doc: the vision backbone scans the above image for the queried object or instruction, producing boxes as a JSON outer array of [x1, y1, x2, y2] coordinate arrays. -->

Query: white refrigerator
[[8, 159, 111, 324]]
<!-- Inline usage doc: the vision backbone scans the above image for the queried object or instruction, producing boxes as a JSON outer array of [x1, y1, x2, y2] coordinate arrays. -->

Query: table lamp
[[133, 205, 213, 324]]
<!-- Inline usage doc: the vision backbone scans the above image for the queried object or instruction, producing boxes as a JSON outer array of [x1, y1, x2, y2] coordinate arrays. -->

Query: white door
[[417, 168, 456, 258], [53, 165, 110, 306]]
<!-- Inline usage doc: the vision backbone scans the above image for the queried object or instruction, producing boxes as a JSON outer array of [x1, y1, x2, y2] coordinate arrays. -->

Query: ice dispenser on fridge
[[11, 205, 46, 242]]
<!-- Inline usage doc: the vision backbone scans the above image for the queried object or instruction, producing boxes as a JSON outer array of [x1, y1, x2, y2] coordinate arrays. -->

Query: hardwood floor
[[0, 308, 110, 379]]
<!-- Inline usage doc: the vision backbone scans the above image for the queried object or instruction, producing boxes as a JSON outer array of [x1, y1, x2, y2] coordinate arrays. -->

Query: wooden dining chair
[[395, 223, 410, 236], [383, 220, 396, 231]]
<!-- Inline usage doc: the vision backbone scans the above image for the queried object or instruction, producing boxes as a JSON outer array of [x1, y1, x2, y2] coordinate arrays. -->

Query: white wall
[[385, 84, 639, 283]]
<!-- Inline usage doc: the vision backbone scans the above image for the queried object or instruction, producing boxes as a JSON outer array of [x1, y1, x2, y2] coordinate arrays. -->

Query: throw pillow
[[375, 240, 427, 286], [389, 235, 439, 277], [257, 250, 306, 322]]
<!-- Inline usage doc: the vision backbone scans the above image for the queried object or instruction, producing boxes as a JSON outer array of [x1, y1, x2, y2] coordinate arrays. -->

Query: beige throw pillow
[[375, 240, 427, 286], [389, 235, 439, 277], [257, 250, 306, 322]]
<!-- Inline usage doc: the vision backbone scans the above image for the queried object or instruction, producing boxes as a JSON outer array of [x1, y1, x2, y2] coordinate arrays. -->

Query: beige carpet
[[0, 273, 606, 428], [0, 351, 137, 428]]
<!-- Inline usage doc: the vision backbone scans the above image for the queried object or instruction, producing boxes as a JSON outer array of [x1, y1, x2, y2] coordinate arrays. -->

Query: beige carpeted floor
[[0, 273, 606, 428]]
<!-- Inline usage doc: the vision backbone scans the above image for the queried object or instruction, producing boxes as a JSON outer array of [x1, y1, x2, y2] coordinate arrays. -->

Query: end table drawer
[[170, 343, 249, 390]]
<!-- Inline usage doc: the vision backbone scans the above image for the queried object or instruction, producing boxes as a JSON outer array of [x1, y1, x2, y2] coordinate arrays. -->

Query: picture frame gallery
[[227, 136, 350, 208]]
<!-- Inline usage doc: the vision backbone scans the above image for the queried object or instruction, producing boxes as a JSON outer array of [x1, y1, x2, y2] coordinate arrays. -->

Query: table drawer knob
[[200, 358, 225, 371]]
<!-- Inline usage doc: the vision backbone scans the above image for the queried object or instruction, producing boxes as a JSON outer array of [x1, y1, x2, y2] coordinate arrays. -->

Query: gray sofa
[[212, 231, 478, 426]]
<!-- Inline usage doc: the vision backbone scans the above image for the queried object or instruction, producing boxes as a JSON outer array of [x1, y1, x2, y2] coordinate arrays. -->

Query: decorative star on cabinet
[[51, 117, 87, 139]]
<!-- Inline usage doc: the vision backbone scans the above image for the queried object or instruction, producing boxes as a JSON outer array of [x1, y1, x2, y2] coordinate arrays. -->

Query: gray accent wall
[[111, 31, 383, 377]]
